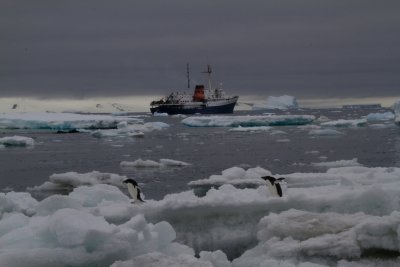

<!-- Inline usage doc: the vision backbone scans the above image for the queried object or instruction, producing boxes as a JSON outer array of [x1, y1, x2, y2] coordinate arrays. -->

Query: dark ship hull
[[150, 96, 238, 115]]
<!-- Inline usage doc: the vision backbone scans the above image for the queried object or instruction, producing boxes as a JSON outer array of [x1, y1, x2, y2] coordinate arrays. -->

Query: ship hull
[[151, 97, 238, 115]]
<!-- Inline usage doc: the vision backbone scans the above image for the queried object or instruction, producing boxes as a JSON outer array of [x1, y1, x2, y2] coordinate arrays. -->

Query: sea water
[[1, 107, 400, 267], [0, 108, 398, 199]]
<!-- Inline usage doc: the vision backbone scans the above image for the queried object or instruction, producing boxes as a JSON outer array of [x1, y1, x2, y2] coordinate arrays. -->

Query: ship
[[150, 65, 239, 115]]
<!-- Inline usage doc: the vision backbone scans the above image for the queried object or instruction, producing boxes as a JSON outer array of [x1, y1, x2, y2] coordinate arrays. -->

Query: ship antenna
[[202, 64, 212, 90], [186, 63, 190, 89]]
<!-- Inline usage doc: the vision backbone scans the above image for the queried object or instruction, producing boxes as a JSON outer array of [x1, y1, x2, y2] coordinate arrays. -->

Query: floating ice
[[365, 112, 394, 122], [3, 162, 400, 266], [0, 209, 197, 267], [188, 166, 271, 196], [252, 95, 299, 110], [233, 209, 400, 265], [228, 126, 272, 132], [394, 100, 400, 124], [0, 112, 143, 130], [120, 158, 190, 168], [312, 158, 362, 168], [28, 171, 127, 194], [91, 121, 169, 138], [391, 100, 400, 114], [0, 136, 34, 147], [309, 129, 344, 136], [321, 119, 367, 127], [181, 115, 315, 127]]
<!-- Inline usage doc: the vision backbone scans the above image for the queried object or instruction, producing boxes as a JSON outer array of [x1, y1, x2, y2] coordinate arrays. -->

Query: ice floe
[[312, 158, 362, 168], [91, 121, 169, 138], [308, 129, 344, 136], [321, 119, 367, 127], [365, 112, 395, 122], [188, 166, 271, 196], [181, 115, 315, 127], [27, 171, 128, 194], [3, 163, 400, 266], [228, 126, 272, 132], [120, 158, 190, 168], [0, 112, 142, 130], [252, 95, 299, 110], [0, 136, 34, 147]]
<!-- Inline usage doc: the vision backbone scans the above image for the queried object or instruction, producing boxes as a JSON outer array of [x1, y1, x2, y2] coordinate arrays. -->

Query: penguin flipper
[[137, 188, 145, 202], [276, 183, 283, 197]]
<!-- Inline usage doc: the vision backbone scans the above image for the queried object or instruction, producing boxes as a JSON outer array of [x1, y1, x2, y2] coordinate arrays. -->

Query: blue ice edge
[[181, 115, 316, 127]]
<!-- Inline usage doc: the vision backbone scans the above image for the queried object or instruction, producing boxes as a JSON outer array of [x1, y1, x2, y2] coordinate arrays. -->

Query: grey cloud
[[1, 0, 399, 99]]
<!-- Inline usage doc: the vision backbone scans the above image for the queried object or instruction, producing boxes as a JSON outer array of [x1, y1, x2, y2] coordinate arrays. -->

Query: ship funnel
[[193, 85, 205, 102]]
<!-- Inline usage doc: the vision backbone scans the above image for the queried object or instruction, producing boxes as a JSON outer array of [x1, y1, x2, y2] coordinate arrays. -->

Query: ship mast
[[202, 64, 212, 90], [186, 63, 190, 89]]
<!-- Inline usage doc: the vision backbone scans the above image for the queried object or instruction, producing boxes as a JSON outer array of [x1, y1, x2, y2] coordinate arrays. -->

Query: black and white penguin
[[123, 179, 145, 203], [261, 175, 285, 197]]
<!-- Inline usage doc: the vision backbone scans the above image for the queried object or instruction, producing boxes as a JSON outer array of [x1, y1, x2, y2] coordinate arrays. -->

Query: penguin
[[261, 175, 285, 197], [123, 179, 145, 203]]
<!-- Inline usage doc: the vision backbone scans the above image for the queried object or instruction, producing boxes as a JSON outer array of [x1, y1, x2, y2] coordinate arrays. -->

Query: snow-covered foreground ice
[[0, 135, 34, 147], [181, 115, 315, 127], [3, 163, 400, 266], [0, 112, 143, 130]]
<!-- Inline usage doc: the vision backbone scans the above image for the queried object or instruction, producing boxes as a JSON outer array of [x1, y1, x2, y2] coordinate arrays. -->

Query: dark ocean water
[[0, 108, 399, 200]]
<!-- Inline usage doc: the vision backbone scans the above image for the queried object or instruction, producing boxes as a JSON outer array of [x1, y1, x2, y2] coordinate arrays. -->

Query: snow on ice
[[365, 112, 395, 122], [181, 115, 315, 127], [320, 119, 367, 127], [252, 95, 299, 110], [312, 158, 362, 168], [0, 112, 143, 130], [91, 121, 169, 138], [120, 158, 190, 168], [28, 171, 128, 194], [0, 136, 34, 147], [2, 164, 400, 266]]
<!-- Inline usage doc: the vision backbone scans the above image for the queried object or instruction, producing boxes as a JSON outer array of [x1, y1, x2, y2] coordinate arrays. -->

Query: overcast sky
[[1, 0, 400, 101]]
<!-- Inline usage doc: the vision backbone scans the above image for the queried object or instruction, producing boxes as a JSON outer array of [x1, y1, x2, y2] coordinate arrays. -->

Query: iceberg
[[181, 115, 315, 127], [252, 95, 299, 110], [393, 100, 400, 124], [0, 136, 34, 147], [365, 112, 394, 122], [321, 119, 367, 127], [0, 112, 143, 130]]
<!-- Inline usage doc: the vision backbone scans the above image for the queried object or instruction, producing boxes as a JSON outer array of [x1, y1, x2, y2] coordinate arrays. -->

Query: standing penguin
[[261, 175, 285, 197], [123, 179, 145, 203]]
